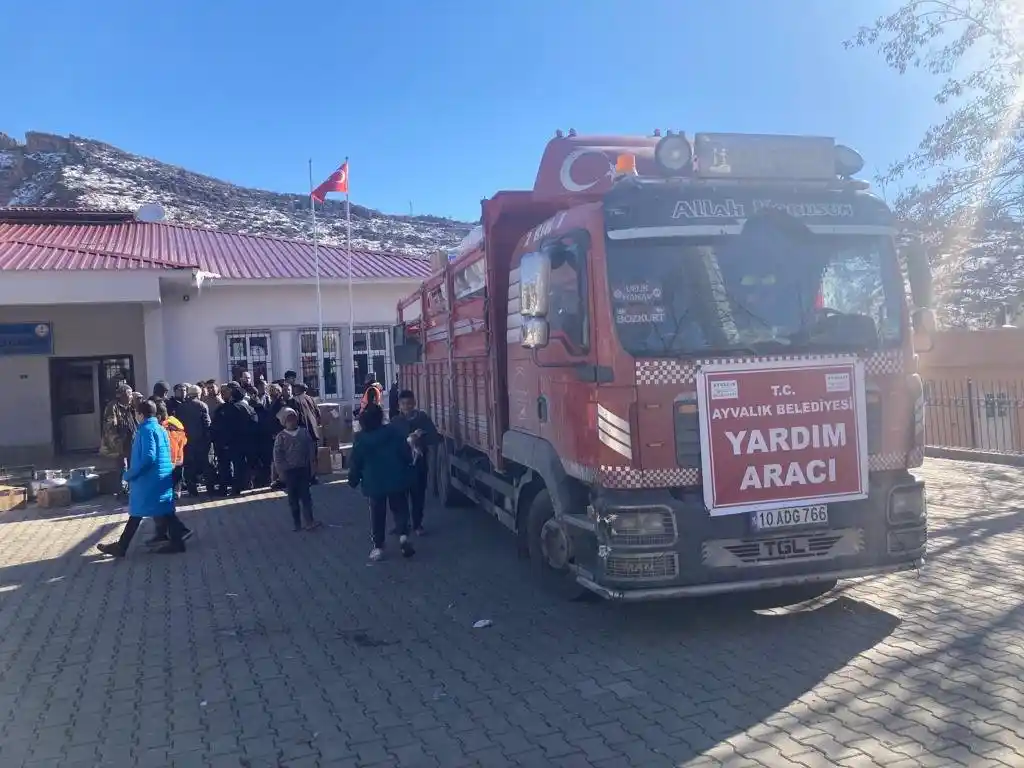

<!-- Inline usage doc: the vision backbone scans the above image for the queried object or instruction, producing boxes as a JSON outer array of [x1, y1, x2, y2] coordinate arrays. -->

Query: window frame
[[298, 327, 342, 398], [225, 328, 273, 382], [351, 326, 393, 397], [541, 229, 591, 355]]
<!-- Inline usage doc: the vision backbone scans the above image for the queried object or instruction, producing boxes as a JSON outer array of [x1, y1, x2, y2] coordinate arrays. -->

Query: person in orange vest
[[361, 374, 385, 415], [151, 400, 193, 546]]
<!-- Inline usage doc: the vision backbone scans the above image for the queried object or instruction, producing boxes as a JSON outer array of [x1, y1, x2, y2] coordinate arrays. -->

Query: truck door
[[534, 231, 594, 460]]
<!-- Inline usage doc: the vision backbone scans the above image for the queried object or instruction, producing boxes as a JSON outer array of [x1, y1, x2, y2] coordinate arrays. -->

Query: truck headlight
[[888, 486, 926, 524], [609, 508, 673, 537]]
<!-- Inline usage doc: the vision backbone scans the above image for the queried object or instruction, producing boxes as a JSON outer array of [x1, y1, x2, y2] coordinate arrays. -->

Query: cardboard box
[[318, 401, 340, 434], [0, 485, 27, 513], [316, 446, 332, 475], [37, 485, 72, 509]]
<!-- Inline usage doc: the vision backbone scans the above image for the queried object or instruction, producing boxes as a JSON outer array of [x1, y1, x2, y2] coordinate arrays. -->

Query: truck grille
[[702, 528, 864, 568], [605, 552, 679, 581], [610, 510, 676, 546]]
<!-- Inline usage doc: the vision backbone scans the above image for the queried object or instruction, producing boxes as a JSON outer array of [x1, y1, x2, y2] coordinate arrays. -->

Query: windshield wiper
[[677, 342, 787, 358], [783, 338, 879, 353]]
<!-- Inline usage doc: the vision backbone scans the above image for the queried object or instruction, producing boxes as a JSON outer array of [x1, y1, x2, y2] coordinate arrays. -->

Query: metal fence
[[924, 378, 1024, 454]]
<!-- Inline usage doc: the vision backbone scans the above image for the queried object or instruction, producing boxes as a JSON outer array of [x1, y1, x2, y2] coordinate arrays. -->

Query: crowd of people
[[95, 369, 441, 562], [99, 369, 324, 500]]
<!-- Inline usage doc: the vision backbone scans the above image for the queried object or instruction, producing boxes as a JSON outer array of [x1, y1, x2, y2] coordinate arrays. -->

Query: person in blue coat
[[97, 398, 189, 557], [348, 403, 416, 561]]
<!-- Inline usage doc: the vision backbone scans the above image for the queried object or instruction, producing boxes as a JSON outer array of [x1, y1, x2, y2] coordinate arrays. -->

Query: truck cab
[[397, 130, 934, 603]]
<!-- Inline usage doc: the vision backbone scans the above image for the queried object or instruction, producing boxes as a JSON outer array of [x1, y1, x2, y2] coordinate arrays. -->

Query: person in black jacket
[[290, 383, 322, 446], [266, 382, 288, 489], [177, 384, 212, 496], [348, 403, 415, 561], [166, 383, 187, 418], [247, 383, 273, 488], [151, 381, 170, 408], [388, 375, 401, 420], [390, 390, 440, 535], [211, 384, 257, 495]]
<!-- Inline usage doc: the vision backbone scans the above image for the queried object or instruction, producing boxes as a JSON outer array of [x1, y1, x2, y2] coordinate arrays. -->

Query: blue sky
[[3, 0, 942, 222]]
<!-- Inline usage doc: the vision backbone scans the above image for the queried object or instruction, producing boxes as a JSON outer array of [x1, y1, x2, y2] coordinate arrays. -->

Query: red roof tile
[[0, 239, 198, 271], [0, 209, 432, 281]]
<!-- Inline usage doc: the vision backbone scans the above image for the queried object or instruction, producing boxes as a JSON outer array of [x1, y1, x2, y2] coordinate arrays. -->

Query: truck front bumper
[[568, 471, 926, 601], [576, 559, 923, 601]]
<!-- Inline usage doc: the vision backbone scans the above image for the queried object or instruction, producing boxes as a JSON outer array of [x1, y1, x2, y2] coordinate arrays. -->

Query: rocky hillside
[[0, 131, 472, 255]]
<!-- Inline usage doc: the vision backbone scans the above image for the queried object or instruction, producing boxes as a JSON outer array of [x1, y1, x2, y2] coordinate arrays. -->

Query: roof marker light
[[654, 134, 693, 175], [835, 144, 865, 177]]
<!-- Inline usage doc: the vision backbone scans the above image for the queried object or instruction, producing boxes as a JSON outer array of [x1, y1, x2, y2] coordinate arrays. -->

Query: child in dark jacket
[[348, 403, 415, 560], [273, 407, 321, 531], [390, 389, 441, 535]]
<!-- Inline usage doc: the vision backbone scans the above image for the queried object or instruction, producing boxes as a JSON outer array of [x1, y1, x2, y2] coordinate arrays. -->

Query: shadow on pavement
[[0, 460, 1014, 767]]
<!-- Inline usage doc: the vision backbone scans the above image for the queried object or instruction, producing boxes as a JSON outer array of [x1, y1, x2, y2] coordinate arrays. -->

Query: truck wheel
[[436, 440, 470, 508], [733, 580, 838, 610], [526, 489, 593, 602]]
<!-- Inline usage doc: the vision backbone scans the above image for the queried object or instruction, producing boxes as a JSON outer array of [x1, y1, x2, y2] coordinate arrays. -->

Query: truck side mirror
[[903, 242, 934, 310], [394, 341, 422, 365], [391, 323, 406, 348], [519, 252, 551, 317], [521, 318, 550, 349]]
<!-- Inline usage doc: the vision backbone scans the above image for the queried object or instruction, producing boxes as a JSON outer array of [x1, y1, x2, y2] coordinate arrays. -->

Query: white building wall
[[0, 271, 161, 306], [158, 279, 419, 398], [0, 275, 421, 459], [0, 303, 149, 460]]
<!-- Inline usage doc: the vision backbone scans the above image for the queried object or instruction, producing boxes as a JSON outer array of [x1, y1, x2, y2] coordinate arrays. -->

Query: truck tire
[[732, 580, 838, 610], [436, 440, 470, 508], [526, 489, 593, 602]]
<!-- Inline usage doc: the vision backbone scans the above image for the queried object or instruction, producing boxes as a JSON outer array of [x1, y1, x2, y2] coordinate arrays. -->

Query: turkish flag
[[311, 161, 349, 202]]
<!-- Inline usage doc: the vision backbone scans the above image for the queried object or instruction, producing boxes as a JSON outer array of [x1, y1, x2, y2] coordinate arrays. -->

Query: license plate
[[750, 505, 828, 531]]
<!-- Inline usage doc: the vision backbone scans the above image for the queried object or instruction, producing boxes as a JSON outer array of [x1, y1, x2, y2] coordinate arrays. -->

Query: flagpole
[[309, 160, 325, 400], [345, 156, 355, 405]]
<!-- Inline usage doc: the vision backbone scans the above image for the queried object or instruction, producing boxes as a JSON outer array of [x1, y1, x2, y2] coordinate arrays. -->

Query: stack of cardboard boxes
[[317, 402, 354, 474]]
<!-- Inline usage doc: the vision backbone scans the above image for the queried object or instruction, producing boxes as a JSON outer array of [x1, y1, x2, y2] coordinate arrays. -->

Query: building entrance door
[[56, 361, 100, 452], [50, 356, 134, 453]]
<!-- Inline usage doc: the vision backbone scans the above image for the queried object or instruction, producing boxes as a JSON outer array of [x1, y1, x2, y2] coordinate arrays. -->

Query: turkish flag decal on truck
[[696, 357, 869, 515]]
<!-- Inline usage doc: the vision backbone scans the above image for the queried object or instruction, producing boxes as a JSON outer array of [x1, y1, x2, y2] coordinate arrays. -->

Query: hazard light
[[654, 134, 693, 175], [615, 153, 638, 176]]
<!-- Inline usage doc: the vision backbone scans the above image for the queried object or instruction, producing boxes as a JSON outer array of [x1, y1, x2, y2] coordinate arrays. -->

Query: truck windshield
[[605, 217, 905, 358]]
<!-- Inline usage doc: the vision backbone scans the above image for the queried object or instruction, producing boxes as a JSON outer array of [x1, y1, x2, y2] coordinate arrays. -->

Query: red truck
[[394, 130, 934, 603]]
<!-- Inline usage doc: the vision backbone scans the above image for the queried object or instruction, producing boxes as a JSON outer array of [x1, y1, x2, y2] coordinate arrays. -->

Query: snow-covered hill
[[0, 131, 472, 256]]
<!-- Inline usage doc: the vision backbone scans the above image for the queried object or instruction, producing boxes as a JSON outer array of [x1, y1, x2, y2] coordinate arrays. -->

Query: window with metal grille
[[299, 328, 341, 397], [352, 327, 392, 395], [225, 329, 272, 383]]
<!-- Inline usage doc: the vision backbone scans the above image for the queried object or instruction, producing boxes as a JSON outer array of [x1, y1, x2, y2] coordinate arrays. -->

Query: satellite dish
[[135, 203, 166, 223]]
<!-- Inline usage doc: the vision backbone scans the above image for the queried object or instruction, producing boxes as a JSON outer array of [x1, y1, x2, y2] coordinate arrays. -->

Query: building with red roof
[[0, 207, 432, 462]]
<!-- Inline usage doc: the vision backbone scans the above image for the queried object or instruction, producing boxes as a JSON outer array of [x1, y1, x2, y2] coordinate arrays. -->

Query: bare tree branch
[[850, 0, 1024, 327]]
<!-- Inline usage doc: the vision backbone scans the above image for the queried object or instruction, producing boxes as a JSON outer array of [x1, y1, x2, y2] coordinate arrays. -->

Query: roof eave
[[205, 275, 425, 287]]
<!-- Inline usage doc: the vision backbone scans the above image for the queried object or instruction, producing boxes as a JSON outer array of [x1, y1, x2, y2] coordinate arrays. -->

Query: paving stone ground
[[0, 459, 1022, 767]]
